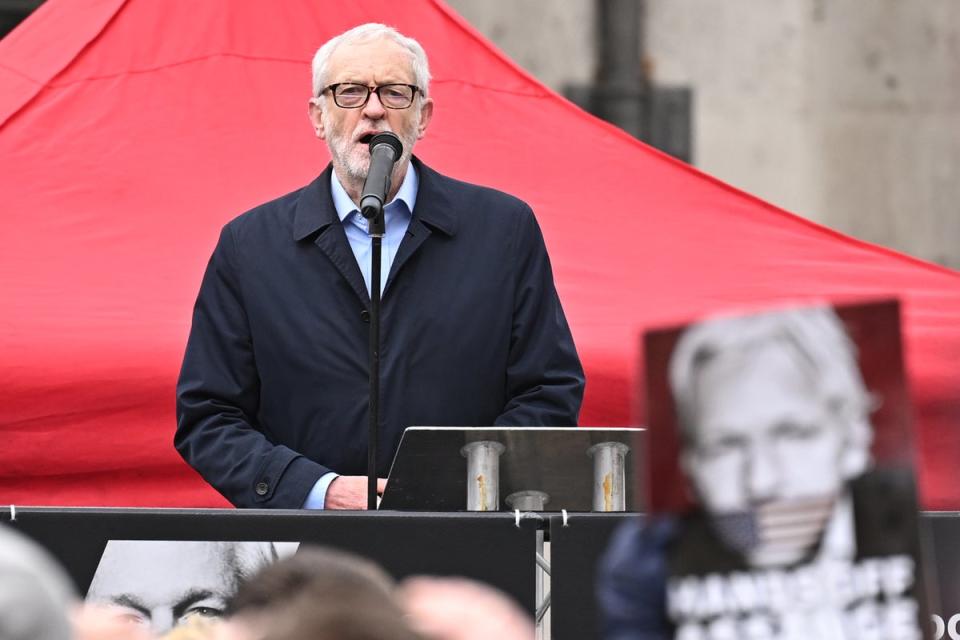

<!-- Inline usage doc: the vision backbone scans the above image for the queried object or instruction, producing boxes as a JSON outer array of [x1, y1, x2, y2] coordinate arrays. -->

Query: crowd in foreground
[[0, 524, 534, 640]]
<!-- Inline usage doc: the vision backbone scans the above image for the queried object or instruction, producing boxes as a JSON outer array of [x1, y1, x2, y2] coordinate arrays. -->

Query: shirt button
[[360, 310, 371, 323], [255, 482, 269, 496]]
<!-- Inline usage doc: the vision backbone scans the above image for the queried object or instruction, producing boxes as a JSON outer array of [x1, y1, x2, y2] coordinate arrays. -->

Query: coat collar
[[292, 156, 457, 242]]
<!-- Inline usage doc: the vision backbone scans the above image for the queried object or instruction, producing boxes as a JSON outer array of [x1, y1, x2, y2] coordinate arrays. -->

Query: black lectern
[[379, 427, 644, 512]]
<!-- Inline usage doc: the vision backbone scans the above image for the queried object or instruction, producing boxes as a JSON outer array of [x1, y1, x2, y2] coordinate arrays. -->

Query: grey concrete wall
[[804, 0, 960, 268], [445, 0, 595, 89], [444, 0, 960, 269], [645, 2, 818, 232]]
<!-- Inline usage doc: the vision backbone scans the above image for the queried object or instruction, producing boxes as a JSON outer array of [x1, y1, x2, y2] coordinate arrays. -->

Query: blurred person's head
[[222, 603, 421, 640], [222, 546, 418, 640], [72, 604, 153, 640], [85, 540, 278, 636], [400, 576, 534, 640], [159, 615, 221, 640], [668, 306, 875, 565], [0, 524, 76, 640]]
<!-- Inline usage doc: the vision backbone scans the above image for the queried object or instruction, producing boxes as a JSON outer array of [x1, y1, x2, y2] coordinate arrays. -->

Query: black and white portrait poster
[[84, 540, 298, 636], [642, 300, 931, 640]]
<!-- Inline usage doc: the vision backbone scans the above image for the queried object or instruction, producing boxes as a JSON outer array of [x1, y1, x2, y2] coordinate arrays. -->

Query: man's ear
[[308, 99, 326, 139], [416, 97, 434, 140]]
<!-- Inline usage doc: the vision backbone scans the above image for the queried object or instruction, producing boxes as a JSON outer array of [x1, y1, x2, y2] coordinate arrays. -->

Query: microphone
[[360, 132, 403, 221]]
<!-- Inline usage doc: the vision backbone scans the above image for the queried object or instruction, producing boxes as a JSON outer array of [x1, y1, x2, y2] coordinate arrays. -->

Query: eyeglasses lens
[[333, 84, 414, 109]]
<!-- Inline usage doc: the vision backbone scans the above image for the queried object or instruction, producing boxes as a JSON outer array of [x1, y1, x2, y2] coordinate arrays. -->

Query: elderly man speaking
[[175, 24, 584, 510]]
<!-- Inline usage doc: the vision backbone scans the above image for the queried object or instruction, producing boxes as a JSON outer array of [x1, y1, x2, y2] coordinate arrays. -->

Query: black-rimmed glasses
[[321, 83, 421, 109]]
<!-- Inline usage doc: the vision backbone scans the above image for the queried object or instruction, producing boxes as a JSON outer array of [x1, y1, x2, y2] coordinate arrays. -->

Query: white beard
[[325, 113, 420, 187]]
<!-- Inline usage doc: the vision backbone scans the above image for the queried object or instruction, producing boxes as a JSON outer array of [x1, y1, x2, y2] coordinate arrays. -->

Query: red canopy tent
[[2, 0, 958, 508]]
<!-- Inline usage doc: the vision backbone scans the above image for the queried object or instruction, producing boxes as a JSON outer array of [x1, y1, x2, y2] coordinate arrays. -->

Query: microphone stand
[[367, 207, 385, 511], [359, 131, 402, 511]]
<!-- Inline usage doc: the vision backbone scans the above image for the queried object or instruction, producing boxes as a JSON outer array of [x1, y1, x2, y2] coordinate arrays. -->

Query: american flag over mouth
[[710, 495, 837, 567]]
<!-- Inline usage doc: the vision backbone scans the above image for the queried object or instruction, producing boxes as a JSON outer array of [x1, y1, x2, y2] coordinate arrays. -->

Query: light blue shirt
[[302, 164, 417, 509], [333, 164, 417, 296]]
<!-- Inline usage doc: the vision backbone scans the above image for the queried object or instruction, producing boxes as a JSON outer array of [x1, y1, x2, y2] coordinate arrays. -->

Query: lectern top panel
[[379, 426, 644, 512]]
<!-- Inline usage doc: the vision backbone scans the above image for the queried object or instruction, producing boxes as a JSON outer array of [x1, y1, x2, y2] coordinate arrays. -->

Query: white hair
[[311, 23, 431, 99], [0, 524, 76, 640], [668, 305, 875, 475]]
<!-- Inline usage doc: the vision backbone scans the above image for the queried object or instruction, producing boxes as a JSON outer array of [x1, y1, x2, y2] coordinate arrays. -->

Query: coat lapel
[[293, 159, 458, 304], [386, 158, 458, 291], [293, 166, 370, 305]]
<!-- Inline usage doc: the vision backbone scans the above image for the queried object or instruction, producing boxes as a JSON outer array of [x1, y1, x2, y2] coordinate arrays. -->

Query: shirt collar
[[330, 162, 419, 222]]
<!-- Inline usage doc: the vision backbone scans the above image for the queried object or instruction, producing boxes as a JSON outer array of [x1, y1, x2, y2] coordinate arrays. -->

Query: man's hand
[[324, 475, 387, 510]]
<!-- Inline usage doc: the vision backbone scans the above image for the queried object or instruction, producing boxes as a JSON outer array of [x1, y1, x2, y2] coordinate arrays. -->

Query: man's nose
[[150, 608, 175, 636], [744, 441, 780, 502], [362, 90, 386, 119]]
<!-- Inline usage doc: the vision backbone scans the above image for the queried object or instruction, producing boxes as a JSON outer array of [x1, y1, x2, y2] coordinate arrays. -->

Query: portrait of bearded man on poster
[[668, 305, 875, 568], [598, 302, 931, 640]]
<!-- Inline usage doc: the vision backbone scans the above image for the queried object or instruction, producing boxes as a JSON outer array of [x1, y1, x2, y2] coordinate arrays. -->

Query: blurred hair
[[227, 546, 393, 615], [227, 546, 420, 640], [311, 23, 431, 99], [260, 600, 423, 640], [0, 524, 76, 640], [668, 305, 874, 475]]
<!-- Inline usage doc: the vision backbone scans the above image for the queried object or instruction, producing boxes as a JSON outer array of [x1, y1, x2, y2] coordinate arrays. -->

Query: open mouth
[[358, 133, 376, 145]]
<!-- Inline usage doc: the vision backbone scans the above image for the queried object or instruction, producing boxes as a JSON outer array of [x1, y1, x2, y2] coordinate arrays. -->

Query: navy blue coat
[[175, 158, 585, 508]]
